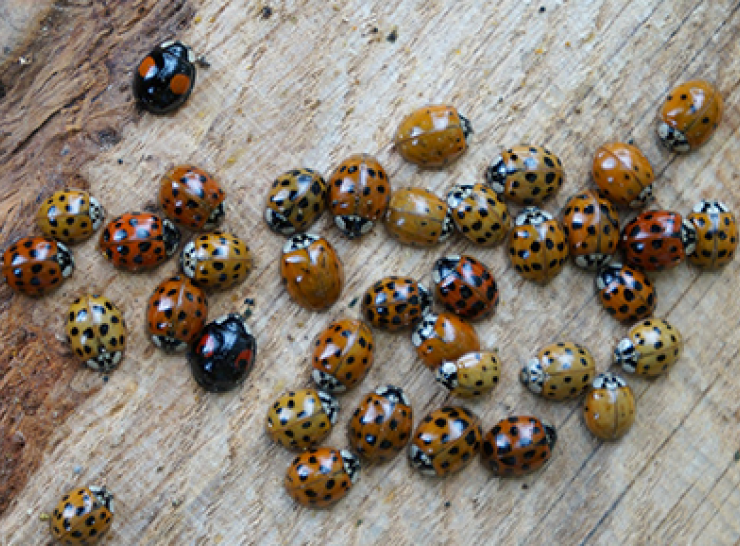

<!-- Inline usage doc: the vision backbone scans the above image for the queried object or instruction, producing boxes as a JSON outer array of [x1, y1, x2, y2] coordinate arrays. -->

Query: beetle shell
[[266, 389, 339, 450], [348, 385, 414, 462], [658, 80, 723, 153], [100, 212, 180, 271], [384, 187, 454, 247], [583, 373, 636, 440], [280, 233, 344, 311], [481, 416, 557, 477], [508, 207, 568, 283], [615, 317, 683, 377], [436, 351, 501, 397], [562, 189, 620, 270], [394, 104, 472, 168], [159, 165, 226, 231], [520, 342, 596, 400], [411, 312, 481, 370], [687, 200, 738, 269], [264, 168, 327, 235], [284, 447, 360, 508], [592, 142, 654, 208], [596, 262, 657, 322], [36, 189, 105, 244], [146, 275, 207, 352], [66, 294, 127, 372], [446, 182, 511, 246], [180, 231, 252, 289], [2, 236, 74, 296], [360, 276, 431, 331], [311, 319, 374, 392], [328, 154, 391, 238], [486, 145, 564, 205], [620, 210, 696, 271], [50, 485, 114, 545], [432, 254, 498, 320], [133, 41, 196, 114]]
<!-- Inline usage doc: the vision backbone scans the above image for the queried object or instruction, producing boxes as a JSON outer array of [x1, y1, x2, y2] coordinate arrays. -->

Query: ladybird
[[100, 212, 180, 272], [436, 351, 501, 397], [348, 385, 414, 462], [264, 168, 327, 235], [432, 254, 498, 321], [615, 317, 683, 377], [265, 389, 339, 450], [311, 318, 374, 392], [146, 275, 207, 352], [159, 165, 226, 231], [687, 200, 738, 269], [284, 447, 360, 508], [327, 154, 391, 238], [36, 189, 105, 244], [2, 236, 74, 296], [280, 233, 343, 311], [384, 187, 454, 247], [188, 313, 256, 392], [583, 372, 636, 440], [520, 342, 596, 400], [360, 276, 431, 331], [393, 104, 472, 168], [508, 207, 568, 283], [596, 262, 657, 322], [66, 294, 127, 372], [411, 312, 481, 370], [446, 182, 510, 246], [592, 142, 654, 208], [620, 210, 696, 272], [409, 405, 482, 477], [180, 231, 252, 290], [658, 80, 723, 153], [486, 145, 564, 206], [562, 189, 620, 269], [481, 416, 557, 477], [133, 40, 196, 114], [49, 485, 114, 545]]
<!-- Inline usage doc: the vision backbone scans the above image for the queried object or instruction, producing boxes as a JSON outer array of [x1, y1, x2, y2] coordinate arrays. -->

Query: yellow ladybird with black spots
[[49, 485, 114, 545], [614, 317, 683, 377], [36, 189, 106, 244], [520, 341, 596, 400], [180, 231, 252, 290], [487, 145, 564, 205], [66, 294, 126, 372], [265, 388, 339, 450]]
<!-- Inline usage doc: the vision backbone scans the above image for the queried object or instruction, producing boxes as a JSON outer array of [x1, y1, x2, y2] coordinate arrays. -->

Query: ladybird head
[[180, 241, 198, 278], [283, 233, 320, 254], [408, 443, 436, 476], [317, 390, 340, 425], [614, 337, 638, 373], [446, 183, 474, 208], [519, 358, 545, 394], [88, 485, 115, 513], [312, 368, 346, 393], [592, 372, 628, 390], [375, 384, 411, 407], [431, 255, 461, 285], [629, 183, 653, 209], [340, 450, 361, 484], [657, 121, 690, 153], [411, 313, 437, 348], [264, 207, 295, 236], [595, 262, 623, 291], [88, 196, 106, 230], [515, 207, 553, 227], [160, 40, 196, 64], [541, 420, 558, 451], [458, 113, 473, 141], [151, 333, 188, 353], [334, 214, 373, 238], [693, 199, 729, 215], [574, 252, 612, 270], [435, 361, 459, 391], [86, 347, 124, 372], [417, 281, 432, 318], [439, 207, 455, 242], [681, 218, 697, 255], [203, 201, 226, 231], [54, 242, 75, 278], [162, 219, 181, 257], [485, 155, 508, 193]]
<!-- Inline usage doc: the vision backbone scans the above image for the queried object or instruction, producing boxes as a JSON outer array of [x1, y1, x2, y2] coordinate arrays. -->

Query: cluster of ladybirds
[[0, 37, 735, 543]]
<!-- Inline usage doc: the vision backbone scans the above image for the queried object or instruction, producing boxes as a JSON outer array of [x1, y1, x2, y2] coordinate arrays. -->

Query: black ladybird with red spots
[[133, 41, 196, 114]]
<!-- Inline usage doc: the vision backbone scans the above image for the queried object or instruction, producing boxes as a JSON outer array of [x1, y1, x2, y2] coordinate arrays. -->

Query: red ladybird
[[311, 318, 374, 392], [481, 416, 557, 477], [159, 165, 226, 231], [100, 212, 180, 271], [432, 255, 498, 320], [596, 262, 657, 322], [147, 275, 208, 352], [620, 210, 697, 271], [2, 236, 74, 296]]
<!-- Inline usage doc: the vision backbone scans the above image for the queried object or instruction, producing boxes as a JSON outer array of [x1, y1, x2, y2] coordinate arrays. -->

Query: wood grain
[[2, 0, 740, 544]]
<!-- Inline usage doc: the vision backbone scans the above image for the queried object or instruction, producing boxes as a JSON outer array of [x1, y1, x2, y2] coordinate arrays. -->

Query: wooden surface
[[2, 0, 740, 544]]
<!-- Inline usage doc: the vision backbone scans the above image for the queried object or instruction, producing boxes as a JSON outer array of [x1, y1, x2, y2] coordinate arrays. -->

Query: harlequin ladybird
[[284, 447, 360, 508], [620, 210, 696, 271], [508, 207, 568, 283], [280, 233, 343, 311], [360, 276, 431, 331], [409, 405, 482, 477], [36, 189, 105, 244], [411, 312, 481, 370], [50, 485, 114, 545], [348, 385, 413, 462], [189, 313, 256, 392], [687, 200, 738, 269], [562, 189, 620, 269], [592, 142, 654, 208], [432, 255, 498, 321], [159, 165, 226, 231], [583, 372, 635, 440], [133, 41, 196, 114], [596, 262, 656, 322], [436, 351, 501, 397], [100, 212, 180, 272], [311, 318, 374, 392], [486, 145, 564, 206], [384, 187, 454, 247], [327, 154, 391, 238], [481, 416, 557, 477], [520, 342, 596, 400], [658, 80, 723, 153], [180, 231, 252, 290], [2, 236, 74, 296], [446, 182, 510, 246], [264, 168, 327, 235], [615, 317, 683, 377], [146, 275, 207, 352], [66, 294, 127, 372], [265, 389, 339, 450], [393, 104, 472, 168]]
